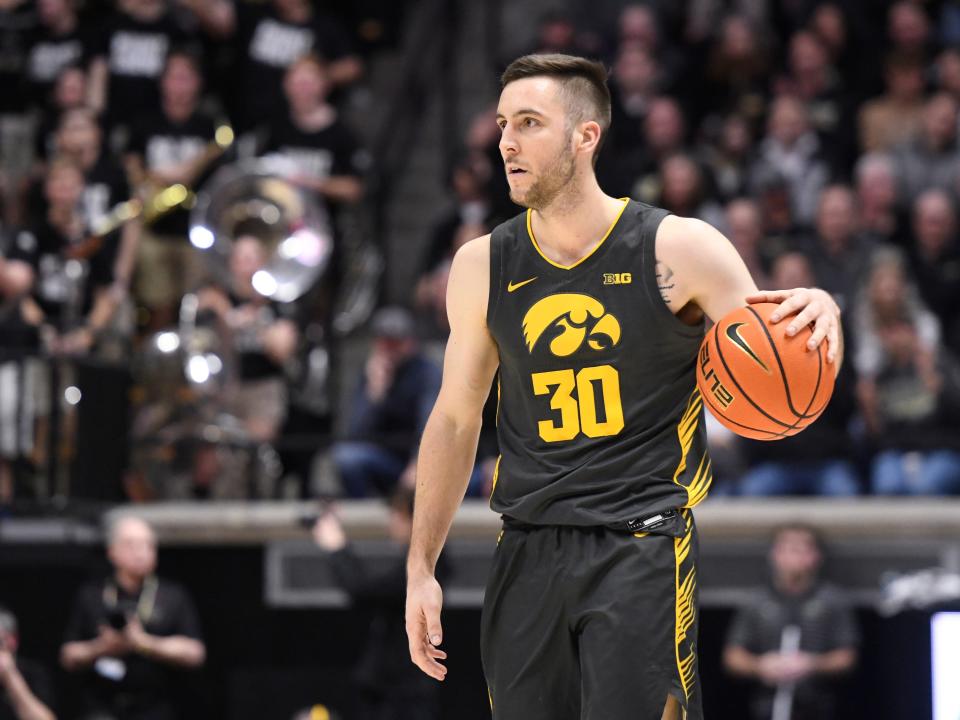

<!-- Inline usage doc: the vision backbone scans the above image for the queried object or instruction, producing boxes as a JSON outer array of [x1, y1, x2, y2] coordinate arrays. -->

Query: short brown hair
[[501, 53, 612, 161]]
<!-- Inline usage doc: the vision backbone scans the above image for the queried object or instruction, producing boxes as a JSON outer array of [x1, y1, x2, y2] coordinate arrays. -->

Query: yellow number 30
[[531, 364, 625, 442]]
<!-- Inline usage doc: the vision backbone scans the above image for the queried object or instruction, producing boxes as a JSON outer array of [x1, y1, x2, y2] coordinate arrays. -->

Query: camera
[[106, 610, 128, 631]]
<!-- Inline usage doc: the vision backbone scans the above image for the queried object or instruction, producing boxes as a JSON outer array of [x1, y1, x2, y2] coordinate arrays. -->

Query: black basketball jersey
[[486, 199, 712, 530]]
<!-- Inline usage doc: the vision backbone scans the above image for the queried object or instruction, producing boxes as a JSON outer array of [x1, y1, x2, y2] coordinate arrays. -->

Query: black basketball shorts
[[480, 508, 701, 720]]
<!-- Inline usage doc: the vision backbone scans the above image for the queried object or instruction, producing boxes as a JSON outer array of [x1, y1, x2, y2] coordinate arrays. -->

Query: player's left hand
[[746, 288, 841, 363], [405, 573, 448, 681]]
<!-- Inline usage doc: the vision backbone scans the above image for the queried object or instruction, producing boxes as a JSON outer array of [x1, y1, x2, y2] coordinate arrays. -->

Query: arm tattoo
[[656, 262, 675, 305]]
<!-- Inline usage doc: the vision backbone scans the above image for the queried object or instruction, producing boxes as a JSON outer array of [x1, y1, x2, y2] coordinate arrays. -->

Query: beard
[[510, 144, 577, 211]]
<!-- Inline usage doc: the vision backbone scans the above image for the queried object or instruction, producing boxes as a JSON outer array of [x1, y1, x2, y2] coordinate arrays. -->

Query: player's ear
[[576, 120, 602, 157]]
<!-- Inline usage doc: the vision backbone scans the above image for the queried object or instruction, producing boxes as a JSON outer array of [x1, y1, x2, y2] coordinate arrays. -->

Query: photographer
[[723, 524, 859, 720], [0, 606, 55, 720], [60, 516, 205, 720]]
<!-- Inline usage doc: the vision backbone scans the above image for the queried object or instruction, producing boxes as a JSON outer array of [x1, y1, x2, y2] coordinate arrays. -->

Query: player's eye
[[523, 117, 538, 128]]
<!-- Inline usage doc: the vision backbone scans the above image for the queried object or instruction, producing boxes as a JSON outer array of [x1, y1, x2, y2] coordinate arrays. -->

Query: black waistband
[[502, 508, 682, 535]]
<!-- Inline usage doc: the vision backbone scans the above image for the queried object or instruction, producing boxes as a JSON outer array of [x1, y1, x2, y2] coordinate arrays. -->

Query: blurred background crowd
[[0, 0, 958, 509], [0, 0, 959, 718]]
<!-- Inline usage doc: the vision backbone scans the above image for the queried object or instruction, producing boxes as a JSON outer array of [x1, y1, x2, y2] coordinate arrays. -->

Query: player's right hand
[[405, 572, 448, 681]]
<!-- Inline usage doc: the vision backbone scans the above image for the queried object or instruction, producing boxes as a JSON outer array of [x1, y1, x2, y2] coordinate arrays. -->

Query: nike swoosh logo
[[507, 276, 538, 292], [725, 322, 771, 373]]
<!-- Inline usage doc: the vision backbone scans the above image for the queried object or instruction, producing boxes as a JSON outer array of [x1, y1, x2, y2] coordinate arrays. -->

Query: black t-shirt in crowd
[[0, 6, 36, 114], [261, 113, 365, 192], [91, 10, 193, 128], [83, 152, 132, 228], [221, 291, 296, 381], [0, 657, 55, 720], [25, 151, 131, 230], [7, 219, 117, 330], [128, 109, 216, 237], [63, 577, 203, 720], [24, 23, 93, 107], [232, 4, 353, 130], [32, 107, 60, 163], [0, 300, 40, 356]]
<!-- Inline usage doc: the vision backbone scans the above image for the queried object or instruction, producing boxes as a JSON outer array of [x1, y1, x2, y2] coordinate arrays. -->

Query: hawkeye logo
[[725, 322, 771, 373], [522, 293, 621, 356]]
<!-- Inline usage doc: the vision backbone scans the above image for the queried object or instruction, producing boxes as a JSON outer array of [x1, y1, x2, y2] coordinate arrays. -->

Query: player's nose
[[499, 128, 519, 158]]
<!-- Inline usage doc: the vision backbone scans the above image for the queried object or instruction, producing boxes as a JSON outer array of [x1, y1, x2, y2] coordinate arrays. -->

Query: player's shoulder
[[451, 233, 491, 268], [655, 214, 733, 274], [449, 233, 491, 296], [656, 214, 722, 256], [447, 234, 491, 325]]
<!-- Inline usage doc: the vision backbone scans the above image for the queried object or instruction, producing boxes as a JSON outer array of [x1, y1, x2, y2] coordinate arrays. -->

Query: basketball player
[[405, 54, 843, 720]]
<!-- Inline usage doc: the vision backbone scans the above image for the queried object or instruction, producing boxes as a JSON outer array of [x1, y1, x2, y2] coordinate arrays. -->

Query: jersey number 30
[[531, 364, 625, 442]]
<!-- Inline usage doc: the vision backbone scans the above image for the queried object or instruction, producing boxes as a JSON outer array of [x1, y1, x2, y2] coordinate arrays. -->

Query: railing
[[363, 0, 462, 247]]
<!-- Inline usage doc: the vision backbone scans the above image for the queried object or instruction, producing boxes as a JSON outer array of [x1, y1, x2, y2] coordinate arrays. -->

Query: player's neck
[[530, 178, 623, 264]]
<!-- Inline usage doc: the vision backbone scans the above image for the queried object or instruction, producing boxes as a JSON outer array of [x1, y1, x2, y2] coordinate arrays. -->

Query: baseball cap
[[371, 306, 415, 340]]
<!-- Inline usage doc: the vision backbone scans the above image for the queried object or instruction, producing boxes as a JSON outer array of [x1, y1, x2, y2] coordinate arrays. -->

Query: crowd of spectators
[[0, 0, 958, 507], [0, 0, 375, 506], [417, 0, 960, 500], [1, 5, 941, 719]]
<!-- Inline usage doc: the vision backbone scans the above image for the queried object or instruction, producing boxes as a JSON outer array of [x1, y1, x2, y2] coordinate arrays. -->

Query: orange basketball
[[695, 302, 835, 441]]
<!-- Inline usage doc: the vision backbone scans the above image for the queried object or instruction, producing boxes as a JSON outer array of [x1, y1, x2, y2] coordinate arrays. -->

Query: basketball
[[696, 302, 835, 441]]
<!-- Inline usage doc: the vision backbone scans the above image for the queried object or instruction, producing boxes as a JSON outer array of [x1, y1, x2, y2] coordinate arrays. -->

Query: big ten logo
[[698, 342, 734, 409], [602, 272, 632, 285]]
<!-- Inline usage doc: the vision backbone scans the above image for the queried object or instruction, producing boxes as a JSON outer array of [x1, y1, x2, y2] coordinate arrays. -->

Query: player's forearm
[[407, 407, 481, 576]]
